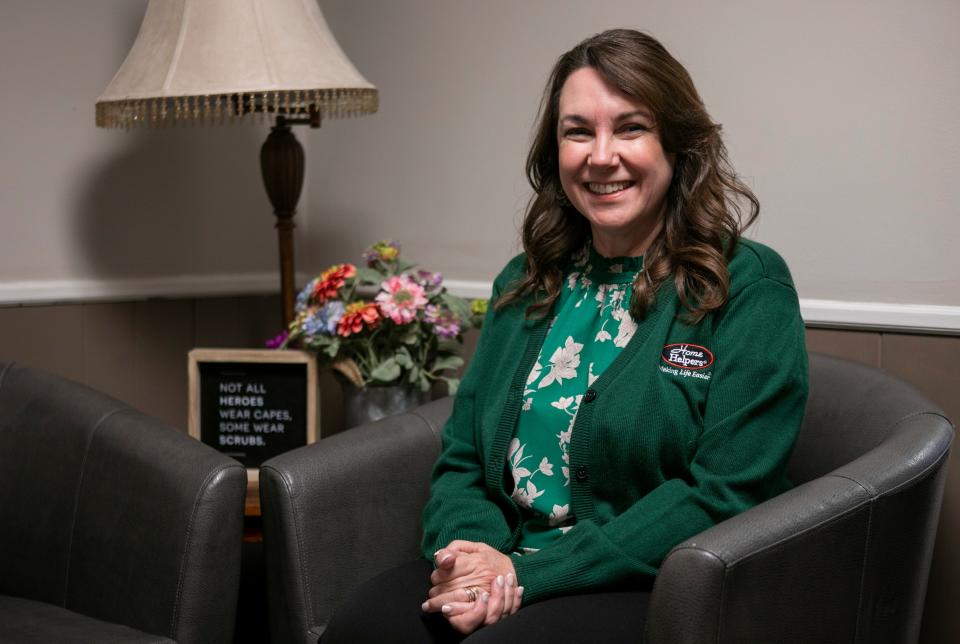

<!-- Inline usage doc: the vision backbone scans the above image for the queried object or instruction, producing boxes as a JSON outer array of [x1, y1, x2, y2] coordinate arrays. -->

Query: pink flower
[[375, 275, 428, 325]]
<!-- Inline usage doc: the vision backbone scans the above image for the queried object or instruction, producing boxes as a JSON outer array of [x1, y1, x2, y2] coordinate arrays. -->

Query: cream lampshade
[[96, 0, 378, 325]]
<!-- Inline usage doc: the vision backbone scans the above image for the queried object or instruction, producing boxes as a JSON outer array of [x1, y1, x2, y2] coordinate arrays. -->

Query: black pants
[[321, 559, 653, 643]]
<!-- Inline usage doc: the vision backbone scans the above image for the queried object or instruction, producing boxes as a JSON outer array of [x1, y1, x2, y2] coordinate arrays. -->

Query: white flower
[[572, 246, 589, 267], [559, 525, 574, 534], [610, 263, 623, 273], [508, 438, 532, 486], [551, 395, 575, 411], [549, 504, 570, 526], [595, 322, 612, 343], [526, 360, 543, 386], [539, 336, 583, 388], [595, 283, 609, 305], [609, 287, 625, 309], [588, 363, 599, 386], [566, 272, 580, 290], [522, 397, 532, 411], [512, 479, 544, 508], [612, 307, 637, 347], [538, 457, 554, 476], [562, 466, 570, 486]]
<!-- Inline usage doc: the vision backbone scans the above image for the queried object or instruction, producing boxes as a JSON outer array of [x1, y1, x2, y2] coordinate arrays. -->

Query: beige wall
[[0, 0, 287, 285], [313, 0, 960, 305], [3, 0, 957, 318], [1, 1, 959, 311]]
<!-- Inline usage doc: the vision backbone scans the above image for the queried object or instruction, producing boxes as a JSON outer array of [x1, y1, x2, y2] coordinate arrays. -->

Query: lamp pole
[[260, 109, 321, 327]]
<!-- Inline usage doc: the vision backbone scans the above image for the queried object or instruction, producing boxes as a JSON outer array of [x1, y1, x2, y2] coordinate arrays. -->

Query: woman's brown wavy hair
[[496, 29, 759, 324]]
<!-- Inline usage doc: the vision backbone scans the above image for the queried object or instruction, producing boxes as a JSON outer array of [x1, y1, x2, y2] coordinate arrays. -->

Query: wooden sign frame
[[188, 348, 319, 469]]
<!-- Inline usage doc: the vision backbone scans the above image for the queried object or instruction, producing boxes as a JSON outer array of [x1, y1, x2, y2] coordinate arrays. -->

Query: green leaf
[[394, 347, 414, 368], [418, 373, 431, 392], [324, 342, 340, 358], [356, 267, 385, 285], [431, 355, 464, 372], [370, 358, 401, 383], [437, 339, 461, 354], [440, 377, 460, 396], [396, 260, 417, 272], [407, 365, 420, 384], [441, 293, 472, 320]]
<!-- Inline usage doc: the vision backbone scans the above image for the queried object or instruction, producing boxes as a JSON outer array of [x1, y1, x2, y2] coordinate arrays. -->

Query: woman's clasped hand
[[421, 540, 524, 634]]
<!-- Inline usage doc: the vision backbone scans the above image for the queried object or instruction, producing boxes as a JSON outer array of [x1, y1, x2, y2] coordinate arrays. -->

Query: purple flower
[[266, 330, 289, 349], [414, 270, 443, 291], [302, 301, 346, 336], [424, 304, 461, 339]]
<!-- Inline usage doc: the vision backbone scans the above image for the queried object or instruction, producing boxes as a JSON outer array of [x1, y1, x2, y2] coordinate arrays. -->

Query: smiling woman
[[321, 29, 807, 644]]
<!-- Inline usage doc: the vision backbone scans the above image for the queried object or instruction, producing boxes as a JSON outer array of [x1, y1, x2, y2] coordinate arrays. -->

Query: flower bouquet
[[271, 240, 486, 394]]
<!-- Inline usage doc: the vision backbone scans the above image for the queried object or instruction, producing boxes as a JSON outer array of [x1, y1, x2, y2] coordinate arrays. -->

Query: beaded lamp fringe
[[95, 88, 378, 129]]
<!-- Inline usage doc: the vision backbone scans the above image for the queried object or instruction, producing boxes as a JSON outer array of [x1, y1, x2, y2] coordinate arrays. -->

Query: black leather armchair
[[0, 362, 247, 644], [260, 354, 954, 643]]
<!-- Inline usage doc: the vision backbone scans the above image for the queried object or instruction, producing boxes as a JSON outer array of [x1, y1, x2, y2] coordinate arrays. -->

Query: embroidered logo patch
[[659, 343, 714, 381], [661, 343, 714, 370]]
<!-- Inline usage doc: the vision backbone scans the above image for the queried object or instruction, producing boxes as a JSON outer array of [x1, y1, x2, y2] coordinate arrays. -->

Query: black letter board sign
[[188, 349, 318, 468]]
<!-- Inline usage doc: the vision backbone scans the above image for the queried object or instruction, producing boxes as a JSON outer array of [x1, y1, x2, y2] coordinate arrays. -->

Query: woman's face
[[557, 66, 675, 257]]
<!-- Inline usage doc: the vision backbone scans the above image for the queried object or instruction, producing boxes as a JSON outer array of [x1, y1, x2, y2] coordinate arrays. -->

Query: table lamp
[[96, 0, 378, 326]]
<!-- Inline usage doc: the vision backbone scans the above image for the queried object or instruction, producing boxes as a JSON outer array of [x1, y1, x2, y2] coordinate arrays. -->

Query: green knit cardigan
[[421, 239, 809, 604]]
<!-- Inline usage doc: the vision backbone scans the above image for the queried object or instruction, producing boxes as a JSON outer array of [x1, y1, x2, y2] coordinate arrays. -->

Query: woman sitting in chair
[[323, 28, 807, 643]]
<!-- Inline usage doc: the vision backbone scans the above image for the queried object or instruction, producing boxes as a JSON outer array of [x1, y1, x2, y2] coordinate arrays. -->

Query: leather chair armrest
[[647, 417, 953, 644], [647, 475, 871, 644], [261, 397, 450, 644], [77, 408, 248, 644]]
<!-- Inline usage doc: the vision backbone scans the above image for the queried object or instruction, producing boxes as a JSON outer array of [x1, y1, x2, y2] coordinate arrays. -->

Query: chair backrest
[[788, 353, 950, 484], [0, 362, 247, 644]]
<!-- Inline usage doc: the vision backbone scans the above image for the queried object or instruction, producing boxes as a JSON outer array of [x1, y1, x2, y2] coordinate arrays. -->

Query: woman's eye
[[621, 123, 649, 134], [562, 127, 591, 139]]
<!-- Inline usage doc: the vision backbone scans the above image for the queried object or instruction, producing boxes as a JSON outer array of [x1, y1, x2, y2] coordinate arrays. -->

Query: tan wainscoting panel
[[134, 299, 194, 429], [195, 295, 281, 349], [82, 302, 138, 407], [883, 333, 960, 644], [0, 304, 84, 383], [805, 327, 882, 367]]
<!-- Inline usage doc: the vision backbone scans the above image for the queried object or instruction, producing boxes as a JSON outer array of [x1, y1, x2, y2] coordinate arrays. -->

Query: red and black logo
[[661, 343, 714, 370]]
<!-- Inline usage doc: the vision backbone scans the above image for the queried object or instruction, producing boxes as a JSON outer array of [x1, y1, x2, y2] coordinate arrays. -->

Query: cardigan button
[[583, 389, 598, 403], [574, 465, 589, 482]]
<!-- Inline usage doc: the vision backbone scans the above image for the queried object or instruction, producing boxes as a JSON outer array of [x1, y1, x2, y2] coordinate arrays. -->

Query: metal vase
[[342, 384, 431, 430]]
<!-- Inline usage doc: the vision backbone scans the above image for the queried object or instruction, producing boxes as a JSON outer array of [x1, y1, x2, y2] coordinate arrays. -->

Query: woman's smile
[[585, 181, 635, 195]]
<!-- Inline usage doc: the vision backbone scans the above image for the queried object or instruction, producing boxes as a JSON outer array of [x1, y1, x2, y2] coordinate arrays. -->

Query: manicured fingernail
[[421, 601, 430, 611], [433, 550, 442, 557], [438, 554, 451, 564], [506, 573, 515, 587], [481, 592, 490, 603], [517, 586, 524, 596], [496, 575, 504, 587], [441, 604, 452, 615]]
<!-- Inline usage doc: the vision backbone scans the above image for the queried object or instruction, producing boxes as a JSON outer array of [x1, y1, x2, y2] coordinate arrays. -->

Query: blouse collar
[[573, 241, 643, 284]]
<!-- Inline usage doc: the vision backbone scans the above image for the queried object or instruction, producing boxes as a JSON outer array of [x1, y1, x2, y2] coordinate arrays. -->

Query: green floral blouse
[[507, 243, 643, 552]]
